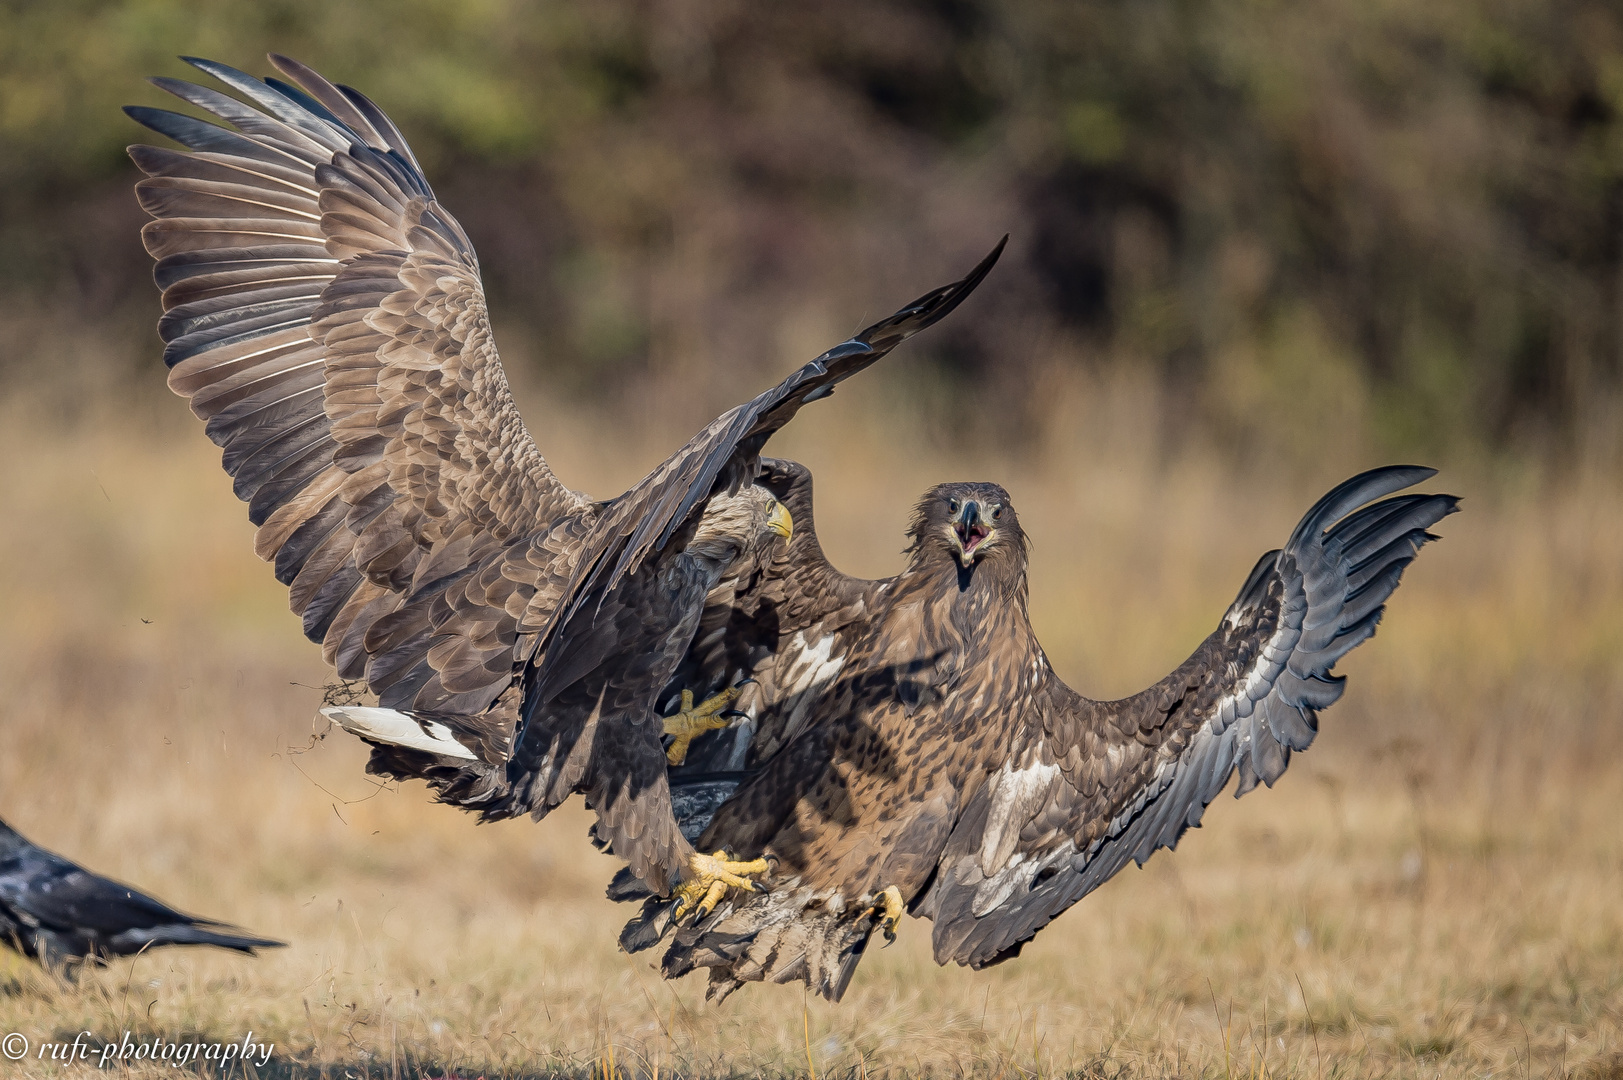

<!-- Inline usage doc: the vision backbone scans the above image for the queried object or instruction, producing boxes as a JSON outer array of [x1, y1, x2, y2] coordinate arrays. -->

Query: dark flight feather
[[128, 55, 1000, 895]]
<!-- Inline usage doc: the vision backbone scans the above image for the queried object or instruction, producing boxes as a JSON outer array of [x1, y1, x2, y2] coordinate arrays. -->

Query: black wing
[[0, 819, 283, 964]]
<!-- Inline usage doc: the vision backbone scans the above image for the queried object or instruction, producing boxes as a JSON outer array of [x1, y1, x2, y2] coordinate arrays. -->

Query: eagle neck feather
[[878, 545, 1043, 727], [901, 537, 1029, 610]]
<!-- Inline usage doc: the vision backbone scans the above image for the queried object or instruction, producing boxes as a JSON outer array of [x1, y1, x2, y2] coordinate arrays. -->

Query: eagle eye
[[948, 498, 960, 514], [992, 506, 1003, 521]]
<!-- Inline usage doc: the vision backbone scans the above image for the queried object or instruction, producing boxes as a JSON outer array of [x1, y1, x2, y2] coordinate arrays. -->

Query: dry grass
[[0, 372, 1620, 1078]]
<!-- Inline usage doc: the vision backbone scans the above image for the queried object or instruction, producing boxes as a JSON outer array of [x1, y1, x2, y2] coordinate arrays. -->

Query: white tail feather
[[323, 706, 478, 761]]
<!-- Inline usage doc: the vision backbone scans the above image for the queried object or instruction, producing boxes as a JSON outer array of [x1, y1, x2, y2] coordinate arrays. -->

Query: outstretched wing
[[921, 466, 1458, 969], [129, 55, 590, 715], [508, 245, 1005, 772], [544, 238, 1006, 644]]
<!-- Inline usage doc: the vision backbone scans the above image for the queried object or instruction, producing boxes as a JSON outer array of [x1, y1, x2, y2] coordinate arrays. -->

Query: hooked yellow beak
[[767, 500, 794, 541]]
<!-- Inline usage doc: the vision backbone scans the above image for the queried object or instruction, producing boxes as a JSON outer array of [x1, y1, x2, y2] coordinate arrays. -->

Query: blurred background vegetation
[[4, 0, 1623, 466], [3, 6, 1623, 1074]]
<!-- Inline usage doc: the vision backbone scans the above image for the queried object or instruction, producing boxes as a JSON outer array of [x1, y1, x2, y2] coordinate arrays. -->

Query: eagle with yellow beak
[[126, 54, 1003, 908]]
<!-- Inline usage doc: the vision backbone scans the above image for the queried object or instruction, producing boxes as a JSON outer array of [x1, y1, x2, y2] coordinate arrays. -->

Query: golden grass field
[[0, 369, 1620, 1078]]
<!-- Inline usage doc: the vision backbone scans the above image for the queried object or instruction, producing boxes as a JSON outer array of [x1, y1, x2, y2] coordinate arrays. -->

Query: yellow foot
[[663, 687, 741, 765], [670, 850, 769, 925], [869, 885, 904, 944]]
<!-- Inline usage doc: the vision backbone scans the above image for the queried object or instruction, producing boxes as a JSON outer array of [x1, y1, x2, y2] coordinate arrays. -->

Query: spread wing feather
[[922, 466, 1459, 968], [129, 55, 590, 716], [131, 55, 1005, 898], [510, 246, 1005, 773], [545, 240, 1006, 644]]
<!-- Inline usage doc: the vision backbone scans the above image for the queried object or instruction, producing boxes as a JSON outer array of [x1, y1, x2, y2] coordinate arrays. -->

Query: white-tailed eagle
[[613, 463, 1457, 1001], [127, 55, 1002, 904]]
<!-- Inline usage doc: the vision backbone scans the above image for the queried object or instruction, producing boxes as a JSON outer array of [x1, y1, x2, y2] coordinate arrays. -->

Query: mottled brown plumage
[[127, 55, 1002, 894], [618, 466, 1457, 1000]]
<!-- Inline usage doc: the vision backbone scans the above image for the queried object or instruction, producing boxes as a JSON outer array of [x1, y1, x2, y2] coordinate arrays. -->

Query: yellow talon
[[695, 879, 728, 920], [871, 885, 904, 944], [663, 686, 741, 765], [669, 849, 770, 925]]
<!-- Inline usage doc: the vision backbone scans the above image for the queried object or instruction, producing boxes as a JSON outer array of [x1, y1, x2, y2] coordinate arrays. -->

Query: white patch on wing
[[773, 631, 846, 747], [977, 756, 1060, 880], [324, 706, 478, 761], [967, 700, 1254, 920], [971, 836, 1077, 917]]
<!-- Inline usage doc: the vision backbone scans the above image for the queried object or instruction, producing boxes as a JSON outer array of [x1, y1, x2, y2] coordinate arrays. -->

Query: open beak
[[767, 500, 794, 542], [952, 500, 992, 566]]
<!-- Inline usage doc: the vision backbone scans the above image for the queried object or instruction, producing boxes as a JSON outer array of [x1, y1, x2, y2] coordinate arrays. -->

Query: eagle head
[[909, 481, 1025, 575], [688, 483, 794, 567]]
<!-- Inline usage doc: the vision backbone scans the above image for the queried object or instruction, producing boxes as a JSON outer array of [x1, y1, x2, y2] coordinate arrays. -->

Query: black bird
[[0, 817, 283, 969]]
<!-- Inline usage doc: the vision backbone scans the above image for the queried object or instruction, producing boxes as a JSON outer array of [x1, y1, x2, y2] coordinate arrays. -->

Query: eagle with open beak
[[946, 495, 1002, 567]]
